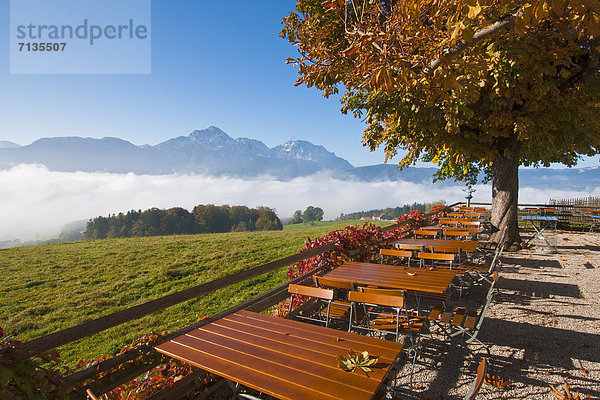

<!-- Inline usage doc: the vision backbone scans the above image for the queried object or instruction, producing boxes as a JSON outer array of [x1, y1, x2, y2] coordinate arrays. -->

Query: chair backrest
[[460, 207, 474, 212], [313, 275, 355, 290], [417, 252, 456, 261], [395, 243, 425, 251], [414, 229, 438, 237], [463, 213, 481, 219], [460, 220, 481, 227], [348, 290, 405, 308], [288, 284, 334, 301], [464, 358, 488, 400], [432, 246, 460, 254], [439, 218, 460, 226], [444, 230, 471, 238], [447, 212, 464, 218], [380, 248, 413, 258]]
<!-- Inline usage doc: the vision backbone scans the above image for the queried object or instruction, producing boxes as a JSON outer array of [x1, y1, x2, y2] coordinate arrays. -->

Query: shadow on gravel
[[485, 353, 599, 399], [496, 278, 582, 302], [400, 339, 473, 399], [511, 307, 599, 322], [481, 318, 600, 365], [556, 245, 600, 252], [500, 257, 563, 269], [479, 318, 600, 399]]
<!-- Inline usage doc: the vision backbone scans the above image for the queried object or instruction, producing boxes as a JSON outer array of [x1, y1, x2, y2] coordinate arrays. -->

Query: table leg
[[227, 381, 262, 400]]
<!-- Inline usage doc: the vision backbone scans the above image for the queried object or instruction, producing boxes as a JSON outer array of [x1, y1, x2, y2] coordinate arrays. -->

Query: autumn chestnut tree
[[281, 0, 600, 246]]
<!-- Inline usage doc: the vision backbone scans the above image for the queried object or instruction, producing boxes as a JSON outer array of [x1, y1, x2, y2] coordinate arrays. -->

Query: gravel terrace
[[394, 229, 600, 399]]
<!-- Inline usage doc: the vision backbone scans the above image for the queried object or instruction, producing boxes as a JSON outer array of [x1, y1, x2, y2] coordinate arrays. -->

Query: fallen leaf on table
[[407, 272, 417, 276], [337, 350, 379, 375]]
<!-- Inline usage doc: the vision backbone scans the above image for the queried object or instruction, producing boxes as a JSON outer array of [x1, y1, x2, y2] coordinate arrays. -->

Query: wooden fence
[[472, 201, 599, 228], [550, 196, 600, 207], [7, 202, 460, 400]]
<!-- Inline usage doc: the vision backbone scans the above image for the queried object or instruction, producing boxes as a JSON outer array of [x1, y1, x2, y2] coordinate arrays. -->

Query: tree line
[[340, 201, 445, 221], [85, 205, 283, 239], [288, 206, 324, 225]]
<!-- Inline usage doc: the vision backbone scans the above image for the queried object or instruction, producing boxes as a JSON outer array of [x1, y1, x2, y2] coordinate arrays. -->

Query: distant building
[[371, 212, 385, 220], [339, 216, 351, 221], [360, 216, 372, 221]]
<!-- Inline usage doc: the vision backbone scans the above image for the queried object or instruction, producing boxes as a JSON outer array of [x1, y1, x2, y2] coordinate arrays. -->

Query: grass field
[[0, 219, 390, 366]]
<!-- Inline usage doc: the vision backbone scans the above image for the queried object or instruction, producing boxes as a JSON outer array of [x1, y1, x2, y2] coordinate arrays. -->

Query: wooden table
[[521, 215, 558, 252], [155, 310, 403, 400], [392, 238, 479, 253], [322, 262, 457, 295], [589, 215, 600, 232]]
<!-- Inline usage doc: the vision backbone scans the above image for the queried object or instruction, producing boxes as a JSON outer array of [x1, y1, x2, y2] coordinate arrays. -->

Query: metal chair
[[428, 273, 498, 354], [348, 290, 426, 387], [417, 251, 456, 270], [287, 284, 341, 328], [464, 358, 488, 400]]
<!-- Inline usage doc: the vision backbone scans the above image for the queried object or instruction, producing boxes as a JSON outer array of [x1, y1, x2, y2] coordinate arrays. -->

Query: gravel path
[[393, 229, 600, 399]]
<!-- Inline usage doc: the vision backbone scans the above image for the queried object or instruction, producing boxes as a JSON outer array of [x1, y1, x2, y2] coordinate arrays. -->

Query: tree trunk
[[490, 135, 521, 248]]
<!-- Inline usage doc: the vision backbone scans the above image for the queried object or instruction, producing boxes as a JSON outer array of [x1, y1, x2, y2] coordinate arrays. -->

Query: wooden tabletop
[[322, 262, 457, 295], [155, 310, 403, 400], [392, 238, 479, 253]]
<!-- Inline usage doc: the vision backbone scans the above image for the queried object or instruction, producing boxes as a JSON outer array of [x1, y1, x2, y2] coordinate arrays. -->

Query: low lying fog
[[1, 164, 598, 241]]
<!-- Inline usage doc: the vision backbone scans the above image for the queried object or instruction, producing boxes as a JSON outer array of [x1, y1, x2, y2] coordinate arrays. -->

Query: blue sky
[[0, 0, 394, 166], [0, 0, 597, 168]]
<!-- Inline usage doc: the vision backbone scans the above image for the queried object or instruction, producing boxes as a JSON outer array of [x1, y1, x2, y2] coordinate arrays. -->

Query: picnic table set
[[155, 207, 502, 400], [520, 207, 559, 252]]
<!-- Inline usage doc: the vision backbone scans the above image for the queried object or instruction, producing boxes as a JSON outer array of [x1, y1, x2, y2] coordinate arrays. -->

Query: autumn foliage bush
[[284, 211, 426, 311], [0, 327, 210, 400], [0, 329, 69, 400]]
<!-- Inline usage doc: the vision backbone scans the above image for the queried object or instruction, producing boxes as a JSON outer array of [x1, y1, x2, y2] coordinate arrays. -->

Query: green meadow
[[0, 220, 390, 366]]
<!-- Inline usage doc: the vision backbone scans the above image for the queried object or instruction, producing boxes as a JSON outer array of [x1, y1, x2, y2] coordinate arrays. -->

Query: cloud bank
[[1, 164, 598, 241]]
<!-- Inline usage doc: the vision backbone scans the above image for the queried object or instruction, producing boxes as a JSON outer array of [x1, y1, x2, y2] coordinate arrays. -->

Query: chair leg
[[409, 347, 418, 388]]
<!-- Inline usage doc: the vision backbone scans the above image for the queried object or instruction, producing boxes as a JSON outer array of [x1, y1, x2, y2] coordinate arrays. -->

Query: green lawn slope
[[0, 220, 390, 365]]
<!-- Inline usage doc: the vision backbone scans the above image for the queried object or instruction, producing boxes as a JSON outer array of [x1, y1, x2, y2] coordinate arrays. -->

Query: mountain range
[[1, 126, 598, 188]]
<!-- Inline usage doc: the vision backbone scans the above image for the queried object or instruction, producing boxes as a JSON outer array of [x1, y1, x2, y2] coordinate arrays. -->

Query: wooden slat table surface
[[155, 310, 403, 400], [392, 238, 479, 253], [322, 262, 457, 295]]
